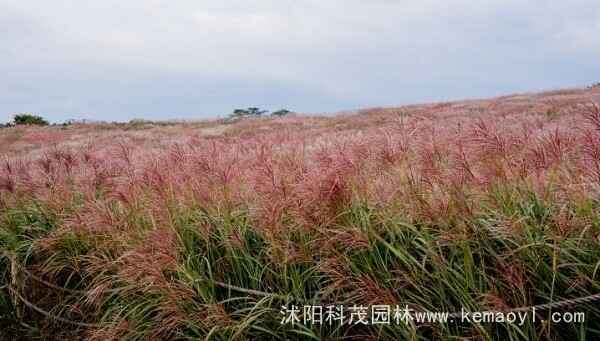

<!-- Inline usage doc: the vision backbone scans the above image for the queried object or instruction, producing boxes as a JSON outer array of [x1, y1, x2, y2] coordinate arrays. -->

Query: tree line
[[1, 108, 294, 129]]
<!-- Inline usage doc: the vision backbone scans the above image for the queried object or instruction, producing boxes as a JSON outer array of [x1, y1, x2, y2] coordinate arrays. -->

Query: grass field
[[2, 87, 600, 340]]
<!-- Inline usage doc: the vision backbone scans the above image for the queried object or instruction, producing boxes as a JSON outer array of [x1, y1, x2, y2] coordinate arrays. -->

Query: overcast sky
[[1, 0, 599, 123]]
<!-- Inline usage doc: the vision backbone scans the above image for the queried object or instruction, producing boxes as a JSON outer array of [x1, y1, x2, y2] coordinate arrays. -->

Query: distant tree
[[589, 82, 600, 89], [246, 107, 268, 116], [231, 109, 249, 118], [271, 109, 292, 117], [230, 107, 268, 118], [13, 113, 49, 126]]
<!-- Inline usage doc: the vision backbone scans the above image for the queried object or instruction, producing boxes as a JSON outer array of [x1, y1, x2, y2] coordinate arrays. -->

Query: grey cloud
[[1, 0, 599, 123]]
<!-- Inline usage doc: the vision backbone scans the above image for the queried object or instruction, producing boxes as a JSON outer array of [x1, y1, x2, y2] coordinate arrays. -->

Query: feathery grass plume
[[581, 102, 600, 131]]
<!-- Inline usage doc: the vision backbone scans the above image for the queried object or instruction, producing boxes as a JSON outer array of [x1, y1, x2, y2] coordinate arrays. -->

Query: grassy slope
[[1, 87, 600, 340]]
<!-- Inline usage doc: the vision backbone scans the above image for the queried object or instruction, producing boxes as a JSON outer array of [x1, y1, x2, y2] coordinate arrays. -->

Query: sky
[[1, 0, 599, 123]]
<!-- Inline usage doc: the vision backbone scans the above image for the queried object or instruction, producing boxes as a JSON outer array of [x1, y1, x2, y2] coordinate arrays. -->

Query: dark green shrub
[[13, 114, 49, 126], [271, 109, 292, 117]]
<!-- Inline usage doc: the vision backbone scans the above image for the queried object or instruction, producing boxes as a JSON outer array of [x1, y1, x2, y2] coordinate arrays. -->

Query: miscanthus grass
[[1, 88, 600, 340]]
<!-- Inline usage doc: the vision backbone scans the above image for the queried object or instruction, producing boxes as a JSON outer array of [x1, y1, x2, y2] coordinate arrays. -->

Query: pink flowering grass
[[1, 87, 600, 339]]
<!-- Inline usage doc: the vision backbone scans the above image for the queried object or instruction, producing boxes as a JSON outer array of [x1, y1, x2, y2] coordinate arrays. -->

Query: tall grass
[[1, 88, 600, 339]]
